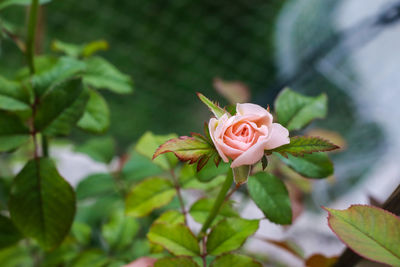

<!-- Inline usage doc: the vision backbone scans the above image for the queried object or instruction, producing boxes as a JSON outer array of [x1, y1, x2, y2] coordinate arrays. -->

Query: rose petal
[[264, 123, 290, 150], [209, 118, 229, 162], [236, 103, 273, 127], [231, 136, 269, 168]]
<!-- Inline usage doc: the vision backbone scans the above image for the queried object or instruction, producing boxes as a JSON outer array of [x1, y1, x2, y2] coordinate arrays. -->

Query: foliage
[[326, 205, 400, 266], [1, 1, 395, 266]]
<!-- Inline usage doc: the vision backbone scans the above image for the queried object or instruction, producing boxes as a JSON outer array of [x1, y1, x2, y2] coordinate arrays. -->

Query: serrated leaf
[[77, 89, 110, 134], [247, 172, 292, 225], [9, 158, 76, 249], [197, 93, 227, 118], [326, 205, 400, 266], [153, 134, 215, 171], [155, 257, 200, 267], [102, 209, 139, 251], [136, 131, 178, 170], [269, 136, 339, 157], [75, 136, 115, 164], [34, 79, 89, 136], [0, 77, 31, 112], [277, 152, 334, 179], [147, 223, 200, 256], [275, 88, 327, 131], [0, 111, 30, 152], [31, 56, 86, 97], [206, 218, 259, 255], [0, 215, 22, 249], [83, 56, 133, 94], [189, 198, 238, 226], [154, 210, 185, 225], [125, 177, 176, 217], [210, 254, 262, 267], [0, 0, 51, 10]]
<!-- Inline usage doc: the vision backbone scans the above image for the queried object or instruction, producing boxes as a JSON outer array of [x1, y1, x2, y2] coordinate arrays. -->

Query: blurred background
[[1, 0, 400, 265]]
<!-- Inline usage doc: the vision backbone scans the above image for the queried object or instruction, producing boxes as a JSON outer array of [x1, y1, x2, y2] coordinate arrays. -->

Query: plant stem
[[26, 0, 50, 157], [26, 0, 39, 75], [197, 168, 233, 240], [170, 169, 188, 225]]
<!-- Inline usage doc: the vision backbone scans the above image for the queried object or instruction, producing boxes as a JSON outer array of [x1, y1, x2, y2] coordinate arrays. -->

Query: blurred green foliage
[[0, 0, 285, 150]]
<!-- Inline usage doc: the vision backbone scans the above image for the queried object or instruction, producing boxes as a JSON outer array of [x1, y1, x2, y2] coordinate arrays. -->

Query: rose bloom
[[209, 103, 289, 168]]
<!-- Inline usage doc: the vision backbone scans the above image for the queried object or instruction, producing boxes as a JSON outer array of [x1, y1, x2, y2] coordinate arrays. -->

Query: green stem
[[197, 168, 233, 240], [41, 134, 48, 157], [26, 0, 39, 75], [26, 0, 49, 157]]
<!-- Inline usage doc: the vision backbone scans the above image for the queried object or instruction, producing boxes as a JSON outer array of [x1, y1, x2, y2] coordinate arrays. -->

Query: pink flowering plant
[[149, 91, 340, 265], [2, 1, 400, 266]]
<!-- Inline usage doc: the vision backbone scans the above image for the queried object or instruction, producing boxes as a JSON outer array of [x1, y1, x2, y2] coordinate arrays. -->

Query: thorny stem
[[26, 0, 49, 158], [197, 169, 233, 240], [170, 169, 188, 225], [201, 236, 207, 267], [26, 0, 39, 75], [224, 183, 241, 202], [111, 154, 129, 197]]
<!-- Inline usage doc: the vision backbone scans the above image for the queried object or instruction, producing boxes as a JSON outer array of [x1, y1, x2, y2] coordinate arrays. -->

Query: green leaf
[[0, 77, 31, 112], [210, 254, 262, 267], [9, 158, 76, 249], [51, 40, 83, 58], [0, 111, 30, 152], [269, 136, 339, 157], [77, 89, 110, 134], [121, 151, 163, 182], [83, 56, 133, 94], [196, 160, 229, 183], [0, 215, 22, 249], [82, 40, 109, 58], [76, 173, 116, 200], [71, 222, 92, 245], [277, 152, 334, 178], [189, 198, 238, 225], [76, 194, 121, 226], [275, 88, 327, 131], [247, 172, 292, 225], [125, 177, 176, 217], [75, 136, 115, 164], [69, 249, 109, 267], [136, 131, 178, 170], [326, 205, 400, 266], [102, 209, 139, 251], [34, 79, 89, 136], [155, 257, 200, 267], [153, 134, 216, 171], [0, 245, 32, 267], [197, 93, 226, 118], [31, 56, 86, 97], [154, 210, 185, 225], [147, 223, 200, 256], [0, 0, 51, 10], [206, 218, 259, 255]]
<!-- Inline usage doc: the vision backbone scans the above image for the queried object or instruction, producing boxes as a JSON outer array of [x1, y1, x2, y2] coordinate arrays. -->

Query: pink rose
[[209, 103, 290, 168]]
